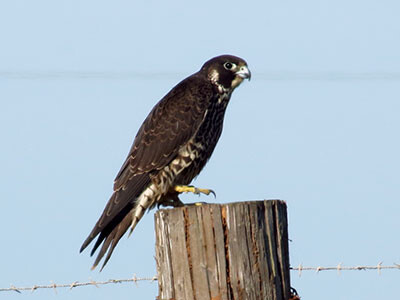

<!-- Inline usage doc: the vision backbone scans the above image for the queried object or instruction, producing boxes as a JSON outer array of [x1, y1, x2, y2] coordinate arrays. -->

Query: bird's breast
[[151, 140, 203, 192]]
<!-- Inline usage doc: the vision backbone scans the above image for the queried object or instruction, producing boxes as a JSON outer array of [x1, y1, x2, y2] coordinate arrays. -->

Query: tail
[[80, 181, 157, 271]]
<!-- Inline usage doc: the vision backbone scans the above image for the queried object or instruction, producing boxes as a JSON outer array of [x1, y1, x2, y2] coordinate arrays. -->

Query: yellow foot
[[174, 185, 216, 197]]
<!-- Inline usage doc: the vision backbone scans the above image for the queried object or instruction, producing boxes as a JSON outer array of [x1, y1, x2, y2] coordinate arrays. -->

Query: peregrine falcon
[[80, 55, 251, 270]]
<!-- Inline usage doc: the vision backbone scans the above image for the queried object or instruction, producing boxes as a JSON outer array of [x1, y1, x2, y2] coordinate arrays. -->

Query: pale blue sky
[[1, 1, 399, 299]]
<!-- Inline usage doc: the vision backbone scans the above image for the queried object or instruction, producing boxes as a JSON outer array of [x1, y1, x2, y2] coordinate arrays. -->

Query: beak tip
[[236, 66, 251, 81]]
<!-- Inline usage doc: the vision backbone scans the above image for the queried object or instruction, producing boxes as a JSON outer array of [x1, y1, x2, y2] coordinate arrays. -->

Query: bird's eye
[[224, 62, 236, 70]]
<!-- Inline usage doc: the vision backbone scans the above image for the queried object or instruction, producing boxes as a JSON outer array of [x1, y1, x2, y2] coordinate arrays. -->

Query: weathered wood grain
[[155, 200, 290, 300]]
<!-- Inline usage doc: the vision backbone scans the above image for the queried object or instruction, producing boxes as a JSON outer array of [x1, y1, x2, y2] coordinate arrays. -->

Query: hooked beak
[[235, 65, 251, 81]]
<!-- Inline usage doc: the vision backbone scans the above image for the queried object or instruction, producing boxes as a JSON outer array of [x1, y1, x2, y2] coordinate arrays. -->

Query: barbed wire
[[0, 275, 157, 293], [290, 262, 400, 276], [1, 263, 399, 293]]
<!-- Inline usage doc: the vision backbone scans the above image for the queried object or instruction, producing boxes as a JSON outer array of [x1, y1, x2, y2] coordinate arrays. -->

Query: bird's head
[[201, 55, 251, 91]]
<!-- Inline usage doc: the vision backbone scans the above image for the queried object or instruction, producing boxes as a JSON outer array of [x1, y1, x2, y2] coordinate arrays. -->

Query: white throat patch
[[208, 68, 232, 103], [208, 69, 219, 84]]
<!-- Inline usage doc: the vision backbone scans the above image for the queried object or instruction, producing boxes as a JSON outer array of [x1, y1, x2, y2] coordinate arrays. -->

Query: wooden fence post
[[154, 200, 291, 300]]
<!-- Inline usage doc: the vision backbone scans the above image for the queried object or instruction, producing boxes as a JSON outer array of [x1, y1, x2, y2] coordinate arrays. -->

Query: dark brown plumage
[[80, 55, 251, 270]]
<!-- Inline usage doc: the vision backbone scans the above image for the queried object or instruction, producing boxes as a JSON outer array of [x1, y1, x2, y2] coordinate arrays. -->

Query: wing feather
[[113, 75, 213, 191]]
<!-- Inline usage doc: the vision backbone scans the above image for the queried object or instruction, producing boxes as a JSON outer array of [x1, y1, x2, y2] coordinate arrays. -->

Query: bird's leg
[[173, 185, 216, 197]]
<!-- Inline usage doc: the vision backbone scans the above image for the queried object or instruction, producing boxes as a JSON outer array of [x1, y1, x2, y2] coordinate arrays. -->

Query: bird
[[80, 54, 251, 270]]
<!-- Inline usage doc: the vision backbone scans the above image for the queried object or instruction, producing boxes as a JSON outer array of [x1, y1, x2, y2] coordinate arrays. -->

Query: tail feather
[[92, 202, 147, 270], [80, 174, 152, 270], [85, 204, 132, 256], [92, 234, 113, 270], [81, 183, 157, 270], [99, 213, 132, 271], [89, 207, 133, 270]]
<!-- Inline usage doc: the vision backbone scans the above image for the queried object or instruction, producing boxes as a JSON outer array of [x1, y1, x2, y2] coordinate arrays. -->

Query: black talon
[[209, 189, 216, 198]]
